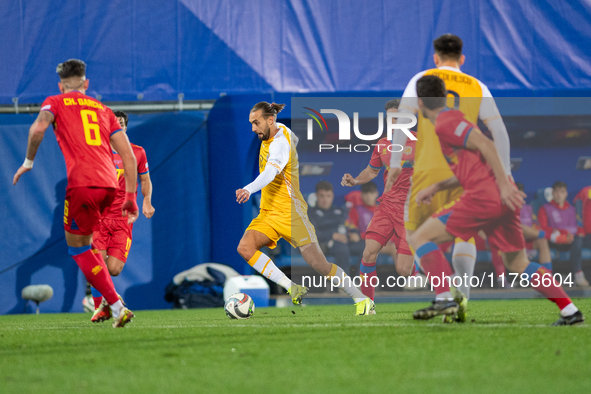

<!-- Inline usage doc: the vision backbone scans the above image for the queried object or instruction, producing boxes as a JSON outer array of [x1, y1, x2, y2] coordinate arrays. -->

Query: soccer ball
[[82, 295, 94, 313], [224, 293, 255, 319]]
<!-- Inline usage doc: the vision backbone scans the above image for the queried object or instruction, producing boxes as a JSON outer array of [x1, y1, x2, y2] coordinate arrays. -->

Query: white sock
[[435, 291, 454, 301], [452, 241, 476, 299], [560, 303, 579, 317], [110, 300, 124, 318], [329, 265, 366, 303], [249, 251, 292, 291]]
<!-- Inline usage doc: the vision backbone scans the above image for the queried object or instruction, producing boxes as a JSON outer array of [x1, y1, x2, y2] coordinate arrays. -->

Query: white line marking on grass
[[2, 322, 588, 331], [128, 322, 589, 329]]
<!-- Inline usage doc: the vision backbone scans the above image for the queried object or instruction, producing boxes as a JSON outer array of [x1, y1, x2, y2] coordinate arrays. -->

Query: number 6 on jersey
[[81, 109, 102, 146]]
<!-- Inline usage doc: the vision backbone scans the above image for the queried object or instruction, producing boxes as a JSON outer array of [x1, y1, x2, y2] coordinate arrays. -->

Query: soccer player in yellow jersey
[[388, 34, 512, 320], [236, 102, 374, 315]]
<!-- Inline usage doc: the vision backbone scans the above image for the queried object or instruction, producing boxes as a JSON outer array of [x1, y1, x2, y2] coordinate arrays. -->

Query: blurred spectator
[[538, 181, 588, 286], [308, 181, 351, 275]]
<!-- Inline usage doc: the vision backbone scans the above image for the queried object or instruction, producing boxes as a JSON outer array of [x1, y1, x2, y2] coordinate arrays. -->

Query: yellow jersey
[[258, 123, 307, 213], [399, 66, 486, 173]]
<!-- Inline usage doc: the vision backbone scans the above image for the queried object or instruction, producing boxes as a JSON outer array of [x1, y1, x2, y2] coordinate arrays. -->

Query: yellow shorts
[[405, 170, 463, 231], [246, 200, 317, 249]]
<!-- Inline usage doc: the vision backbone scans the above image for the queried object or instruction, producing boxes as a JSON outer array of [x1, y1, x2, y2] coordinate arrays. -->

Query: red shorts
[[93, 218, 134, 263], [435, 195, 525, 253], [64, 187, 116, 235], [365, 201, 411, 255]]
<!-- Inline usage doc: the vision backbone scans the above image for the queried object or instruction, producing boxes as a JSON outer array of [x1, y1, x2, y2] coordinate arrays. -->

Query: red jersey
[[104, 144, 149, 220], [368, 134, 416, 204], [574, 186, 591, 233], [41, 91, 121, 189], [434, 109, 496, 198]]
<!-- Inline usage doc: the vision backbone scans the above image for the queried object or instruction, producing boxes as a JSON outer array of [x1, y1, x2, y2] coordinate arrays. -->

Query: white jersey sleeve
[[477, 81, 512, 175], [267, 137, 290, 173], [390, 70, 425, 169], [242, 131, 291, 195]]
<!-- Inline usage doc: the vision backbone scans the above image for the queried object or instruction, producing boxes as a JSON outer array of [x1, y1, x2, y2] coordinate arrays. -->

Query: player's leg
[[104, 222, 133, 277], [490, 245, 508, 287], [290, 200, 371, 311], [65, 232, 124, 315], [533, 238, 553, 272], [490, 212, 583, 325], [90, 221, 110, 309], [445, 186, 476, 299], [359, 206, 394, 299], [64, 187, 132, 326], [395, 253, 414, 276], [299, 242, 373, 314], [237, 229, 296, 294], [390, 210, 415, 277], [106, 255, 125, 276], [408, 216, 459, 320], [502, 249, 583, 325], [359, 238, 383, 300], [451, 237, 477, 298]]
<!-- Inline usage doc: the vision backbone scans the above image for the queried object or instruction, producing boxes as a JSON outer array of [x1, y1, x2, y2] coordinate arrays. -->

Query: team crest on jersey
[[404, 146, 413, 155]]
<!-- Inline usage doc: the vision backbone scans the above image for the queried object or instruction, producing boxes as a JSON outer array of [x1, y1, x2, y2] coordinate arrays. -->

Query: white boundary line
[[1, 321, 587, 330]]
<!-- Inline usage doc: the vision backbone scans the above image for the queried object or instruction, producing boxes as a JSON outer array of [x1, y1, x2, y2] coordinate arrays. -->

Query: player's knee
[[237, 241, 254, 261], [395, 258, 413, 277], [362, 248, 378, 264], [108, 264, 123, 277]]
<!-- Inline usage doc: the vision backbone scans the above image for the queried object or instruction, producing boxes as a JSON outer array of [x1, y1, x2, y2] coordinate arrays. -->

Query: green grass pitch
[[1, 299, 590, 394]]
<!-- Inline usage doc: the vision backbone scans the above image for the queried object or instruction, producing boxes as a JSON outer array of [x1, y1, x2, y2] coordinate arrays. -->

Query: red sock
[[490, 246, 505, 278], [69, 245, 119, 305], [528, 266, 572, 310], [359, 259, 377, 300], [93, 296, 103, 309], [416, 242, 453, 296]]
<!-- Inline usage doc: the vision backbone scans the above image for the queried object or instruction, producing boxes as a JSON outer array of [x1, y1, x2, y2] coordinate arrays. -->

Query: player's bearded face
[[257, 122, 271, 141]]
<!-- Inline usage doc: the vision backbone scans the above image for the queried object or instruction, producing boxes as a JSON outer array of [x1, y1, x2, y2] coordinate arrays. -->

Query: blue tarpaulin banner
[[1, 0, 590, 104]]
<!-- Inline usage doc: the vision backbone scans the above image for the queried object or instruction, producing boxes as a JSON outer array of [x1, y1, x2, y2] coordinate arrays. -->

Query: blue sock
[[541, 262, 553, 271], [523, 262, 542, 280], [360, 260, 376, 274], [91, 287, 102, 298], [68, 245, 91, 256]]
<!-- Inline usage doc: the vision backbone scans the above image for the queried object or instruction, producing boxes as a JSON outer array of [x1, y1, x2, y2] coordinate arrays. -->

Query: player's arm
[[140, 173, 155, 218], [387, 73, 422, 191], [415, 175, 460, 206], [341, 166, 380, 187], [344, 142, 383, 186], [237, 140, 288, 204], [465, 128, 524, 211], [13, 111, 54, 185], [110, 131, 139, 223], [478, 84, 512, 175]]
